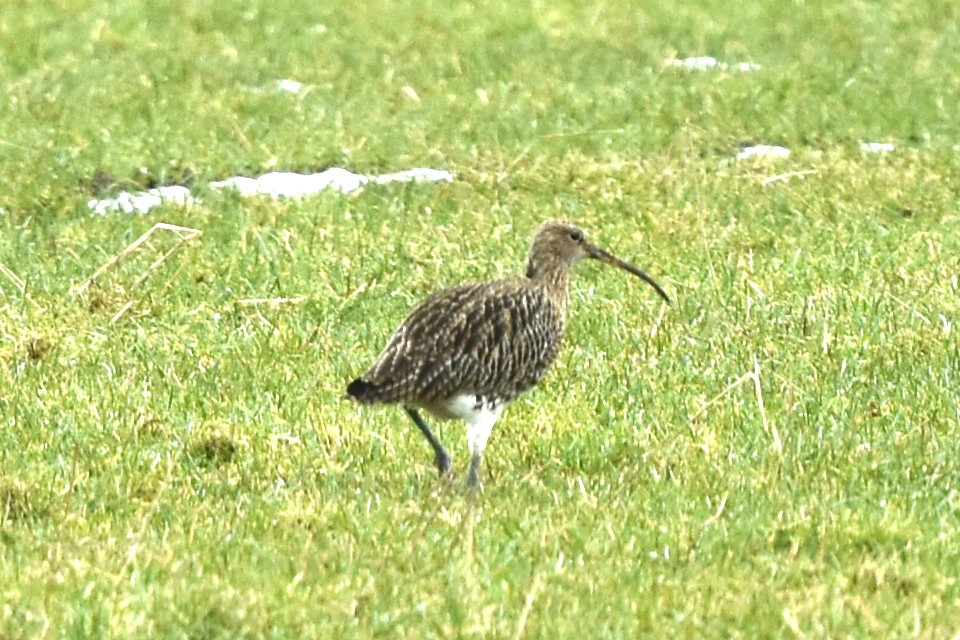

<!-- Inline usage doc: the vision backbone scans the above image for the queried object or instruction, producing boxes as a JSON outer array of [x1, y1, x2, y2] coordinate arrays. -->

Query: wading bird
[[346, 220, 670, 488]]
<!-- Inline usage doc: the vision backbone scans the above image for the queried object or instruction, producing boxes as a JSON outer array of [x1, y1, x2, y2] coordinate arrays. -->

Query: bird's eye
[[569, 230, 583, 242]]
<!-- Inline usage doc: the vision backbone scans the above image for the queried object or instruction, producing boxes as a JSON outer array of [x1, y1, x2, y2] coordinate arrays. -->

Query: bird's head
[[525, 220, 671, 304]]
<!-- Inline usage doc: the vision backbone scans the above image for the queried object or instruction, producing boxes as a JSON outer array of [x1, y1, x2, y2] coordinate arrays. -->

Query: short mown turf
[[1, 0, 959, 637]]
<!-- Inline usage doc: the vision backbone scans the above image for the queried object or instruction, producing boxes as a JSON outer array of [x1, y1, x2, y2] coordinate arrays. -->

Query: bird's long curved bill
[[586, 244, 672, 304]]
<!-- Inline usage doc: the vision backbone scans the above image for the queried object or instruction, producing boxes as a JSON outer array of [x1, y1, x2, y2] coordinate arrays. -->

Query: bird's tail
[[345, 378, 379, 403]]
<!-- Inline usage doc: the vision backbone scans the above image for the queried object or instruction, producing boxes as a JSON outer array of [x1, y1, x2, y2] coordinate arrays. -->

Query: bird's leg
[[404, 407, 451, 475], [465, 407, 502, 491], [466, 453, 483, 490]]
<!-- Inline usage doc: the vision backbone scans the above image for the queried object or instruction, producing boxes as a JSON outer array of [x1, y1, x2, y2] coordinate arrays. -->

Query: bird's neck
[[525, 258, 571, 312]]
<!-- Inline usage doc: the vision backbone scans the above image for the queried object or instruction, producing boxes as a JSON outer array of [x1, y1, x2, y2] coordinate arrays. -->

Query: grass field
[[2, 0, 960, 637]]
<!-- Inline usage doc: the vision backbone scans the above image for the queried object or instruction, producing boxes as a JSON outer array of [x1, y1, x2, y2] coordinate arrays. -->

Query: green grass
[[2, 0, 960, 637]]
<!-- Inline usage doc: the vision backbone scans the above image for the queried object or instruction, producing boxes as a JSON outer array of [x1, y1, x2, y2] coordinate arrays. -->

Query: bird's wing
[[356, 280, 563, 404]]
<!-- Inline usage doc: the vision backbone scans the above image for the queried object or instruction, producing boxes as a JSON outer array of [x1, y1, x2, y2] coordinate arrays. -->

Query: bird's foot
[[434, 448, 452, 476]]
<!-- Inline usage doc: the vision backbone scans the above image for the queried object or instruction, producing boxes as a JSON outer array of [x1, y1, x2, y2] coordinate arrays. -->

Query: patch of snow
[[669, 56, 719, 70], [276, 79, 303, 94], [372, 168, 454, 186], [88, 185, 194, 215], [210, 168, 368, 197], [89, 167, 453, 215], [211, 167, 452, 197], [667, 56, 760, 72], [860, 142, 895, 153], [736, 145, 791, 161]]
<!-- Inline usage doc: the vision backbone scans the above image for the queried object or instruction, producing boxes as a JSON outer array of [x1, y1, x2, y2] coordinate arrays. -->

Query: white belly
[[420, 394, 506, 457], [420, 394, 502, 421]]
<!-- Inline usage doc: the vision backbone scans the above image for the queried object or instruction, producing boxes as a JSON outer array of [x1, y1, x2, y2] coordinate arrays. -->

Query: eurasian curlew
[[346, 220, 671, 488]]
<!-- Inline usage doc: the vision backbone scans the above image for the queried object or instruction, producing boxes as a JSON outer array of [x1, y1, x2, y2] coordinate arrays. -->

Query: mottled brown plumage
[[350, 280, 564, 409], [347, 220, 670, 488]]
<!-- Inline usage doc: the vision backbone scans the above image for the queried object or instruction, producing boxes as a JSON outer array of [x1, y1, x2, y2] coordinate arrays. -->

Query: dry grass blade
[[0, 261, 25, 294], [761, 169, 818, 185], [512, 572, 545, 640], [73, 223, 202, 297], [689, 357, 783, 453], [129, 235, 198, 290], [236, 296, 309, 306]]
